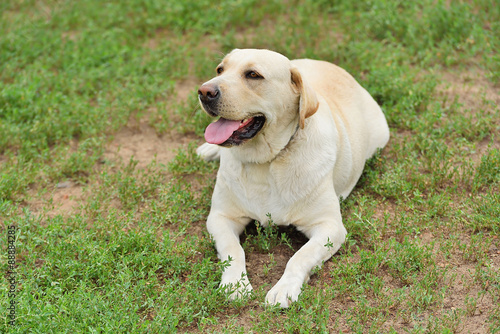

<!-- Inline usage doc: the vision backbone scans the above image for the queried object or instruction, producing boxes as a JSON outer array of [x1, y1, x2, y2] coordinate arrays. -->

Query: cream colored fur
[[196, 49, 390, 307]]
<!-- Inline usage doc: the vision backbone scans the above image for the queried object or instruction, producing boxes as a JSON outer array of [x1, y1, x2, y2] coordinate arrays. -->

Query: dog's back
[[292, 59, 389, 157], [291, 59, 390, 197]]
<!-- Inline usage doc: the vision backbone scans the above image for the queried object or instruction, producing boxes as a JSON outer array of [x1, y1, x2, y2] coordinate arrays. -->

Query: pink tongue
[[204, 118, 242, 144]]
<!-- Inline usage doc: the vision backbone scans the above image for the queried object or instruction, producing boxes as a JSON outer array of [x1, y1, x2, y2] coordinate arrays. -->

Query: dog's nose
[[198, 84, 220, 104]]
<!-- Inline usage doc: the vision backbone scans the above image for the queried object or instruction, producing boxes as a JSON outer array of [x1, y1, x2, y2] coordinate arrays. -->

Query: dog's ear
[[291, 67, 319, 129]]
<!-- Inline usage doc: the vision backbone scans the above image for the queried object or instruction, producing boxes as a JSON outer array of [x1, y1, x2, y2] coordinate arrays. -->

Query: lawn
[[1, 0, 499, 333]]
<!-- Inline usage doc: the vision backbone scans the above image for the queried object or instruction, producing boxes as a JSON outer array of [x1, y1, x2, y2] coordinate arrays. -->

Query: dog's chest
[[219, 161, 296, 224]]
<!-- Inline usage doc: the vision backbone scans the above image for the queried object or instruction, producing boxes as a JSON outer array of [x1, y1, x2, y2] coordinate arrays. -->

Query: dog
[[196, 49, 390, 307]]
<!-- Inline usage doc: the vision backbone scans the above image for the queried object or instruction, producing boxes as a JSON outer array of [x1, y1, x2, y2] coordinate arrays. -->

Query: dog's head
[[198, 49, 318, 163]]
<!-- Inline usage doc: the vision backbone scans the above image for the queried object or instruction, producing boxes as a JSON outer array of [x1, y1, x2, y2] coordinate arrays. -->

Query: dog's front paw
[[220, 275, 253, 300], [196, 143, 221, 161], [265, 277, 303, 308]]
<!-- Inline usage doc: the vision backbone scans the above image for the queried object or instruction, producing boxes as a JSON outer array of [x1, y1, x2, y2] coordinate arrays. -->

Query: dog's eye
[[246, 71, 263, 79], [216, 67, 223, 75]]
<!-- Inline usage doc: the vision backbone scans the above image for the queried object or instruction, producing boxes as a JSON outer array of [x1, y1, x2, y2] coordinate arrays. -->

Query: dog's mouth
[[204, 115, 266, 146]]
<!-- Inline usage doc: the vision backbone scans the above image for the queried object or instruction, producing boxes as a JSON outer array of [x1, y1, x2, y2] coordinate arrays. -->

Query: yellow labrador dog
[[196, 49, 389, 307]]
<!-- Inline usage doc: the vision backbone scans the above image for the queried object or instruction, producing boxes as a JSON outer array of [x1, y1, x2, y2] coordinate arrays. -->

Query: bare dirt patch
[[438, 67, 500, 155], [143, 28, 176, 50], [438, 68, 500, 111], [49, 181, 84, 217], [26, 181, 85, 220], [103, 115, 196, 170]]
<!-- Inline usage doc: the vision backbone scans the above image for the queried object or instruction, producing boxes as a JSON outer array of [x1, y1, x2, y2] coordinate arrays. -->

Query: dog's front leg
[[207, 211, 253, 299], [265, 220, 347, 307]]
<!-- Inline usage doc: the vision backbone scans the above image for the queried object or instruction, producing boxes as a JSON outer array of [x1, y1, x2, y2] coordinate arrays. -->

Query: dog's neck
[[268, 122, 300, 162]]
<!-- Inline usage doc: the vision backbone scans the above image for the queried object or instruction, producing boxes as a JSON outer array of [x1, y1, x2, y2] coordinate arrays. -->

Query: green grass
[[1, 0, 499, 332]]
